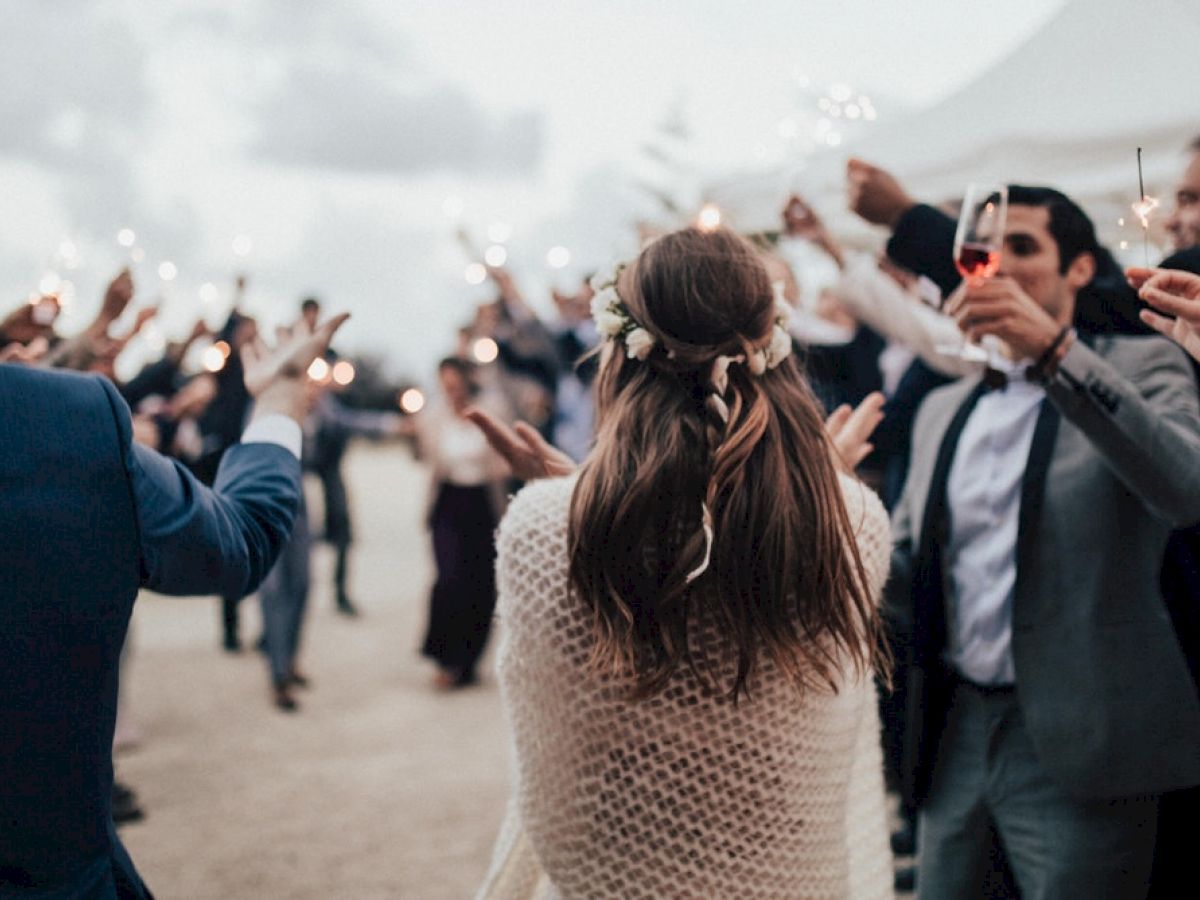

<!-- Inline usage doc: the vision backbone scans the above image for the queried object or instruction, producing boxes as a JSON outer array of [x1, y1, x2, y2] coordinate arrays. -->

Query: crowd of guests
[[4, 133, 1200, 897]]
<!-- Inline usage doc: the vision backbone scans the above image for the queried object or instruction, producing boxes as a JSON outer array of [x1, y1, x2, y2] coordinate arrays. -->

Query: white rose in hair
[[590, 286, 617, 319], [766, 325, 793, 369], [625, 327, 656, 360], [594, 309, 626, 338]]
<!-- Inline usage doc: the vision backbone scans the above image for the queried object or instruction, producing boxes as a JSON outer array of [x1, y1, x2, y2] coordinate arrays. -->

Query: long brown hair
[[568, 227, 886, 701]]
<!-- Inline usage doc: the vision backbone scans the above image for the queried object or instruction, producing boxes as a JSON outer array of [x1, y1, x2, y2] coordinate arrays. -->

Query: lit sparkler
[[1132, 147, 1159, 266]]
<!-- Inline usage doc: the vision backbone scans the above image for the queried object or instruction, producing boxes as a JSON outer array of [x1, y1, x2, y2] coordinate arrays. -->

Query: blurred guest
[[1165, 135, 1200, 254], [416, 357, 508, 689], [547, 276, 600, 462], [194, 283, 260, 653], [300, 298, 404, 616]]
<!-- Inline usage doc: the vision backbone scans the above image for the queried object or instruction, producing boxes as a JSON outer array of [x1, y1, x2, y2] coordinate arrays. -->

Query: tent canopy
[[705, 0, 1200, 250]]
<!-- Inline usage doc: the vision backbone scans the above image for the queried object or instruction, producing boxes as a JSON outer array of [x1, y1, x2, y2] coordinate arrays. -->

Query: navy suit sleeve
[[97, 377, 302, 598], [886, 204, 960, 297]]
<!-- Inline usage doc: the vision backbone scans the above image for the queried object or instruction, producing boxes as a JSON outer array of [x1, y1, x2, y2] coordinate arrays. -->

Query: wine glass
[[934, 182, 1008, 361]]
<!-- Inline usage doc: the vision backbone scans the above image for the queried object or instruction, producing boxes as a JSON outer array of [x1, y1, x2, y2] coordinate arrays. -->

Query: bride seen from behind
[[472, 226, 895, 899]]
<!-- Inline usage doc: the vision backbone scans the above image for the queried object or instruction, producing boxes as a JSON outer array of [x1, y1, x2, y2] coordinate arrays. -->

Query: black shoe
[[894, 865, 916, 894], [222, 632, 241, 654], [112, 782, 145, 826], [335, 596, 360, 617], [272, 683, 299, 712], [891, 820, 917, 856]]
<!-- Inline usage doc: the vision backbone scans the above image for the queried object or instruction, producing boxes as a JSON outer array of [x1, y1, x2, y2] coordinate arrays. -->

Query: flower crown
[[589, 263, 793, 371]]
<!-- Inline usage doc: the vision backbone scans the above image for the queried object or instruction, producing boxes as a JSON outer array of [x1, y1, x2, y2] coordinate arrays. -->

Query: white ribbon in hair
[[707, 354, 745, 424], [685, 502, 715, 584]]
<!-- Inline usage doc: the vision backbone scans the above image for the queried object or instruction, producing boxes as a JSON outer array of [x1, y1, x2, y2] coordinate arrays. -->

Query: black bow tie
[[982, 367, 1009, 391]]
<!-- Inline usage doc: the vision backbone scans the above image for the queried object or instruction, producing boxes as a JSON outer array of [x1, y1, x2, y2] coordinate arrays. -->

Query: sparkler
[[1131, 147, 1160, 267]]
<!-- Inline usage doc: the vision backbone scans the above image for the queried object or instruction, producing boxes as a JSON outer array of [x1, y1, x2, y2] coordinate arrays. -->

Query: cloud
[[0, 4, 150, 164], [252, 63, 543, 176]]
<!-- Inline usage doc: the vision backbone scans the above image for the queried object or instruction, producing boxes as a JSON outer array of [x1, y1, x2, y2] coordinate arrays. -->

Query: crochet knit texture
[[479, 473, 894, 899]]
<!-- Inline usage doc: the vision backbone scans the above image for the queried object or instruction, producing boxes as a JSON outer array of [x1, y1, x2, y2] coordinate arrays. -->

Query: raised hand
[[1128, 267, 1200, 364], [241, 313, 350, 421], [846, 158, 915, 229], [0, 296, 59, 344], [465, 407, 576, 481], [99, 270, 135, 325], [0, 336, 50, 365], [825, 391, 885, 473], [782, 195, 844, 268]]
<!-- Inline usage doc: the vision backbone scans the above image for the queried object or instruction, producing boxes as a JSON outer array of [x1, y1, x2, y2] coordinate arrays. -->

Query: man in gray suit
[[892, 186, 1200, 898]]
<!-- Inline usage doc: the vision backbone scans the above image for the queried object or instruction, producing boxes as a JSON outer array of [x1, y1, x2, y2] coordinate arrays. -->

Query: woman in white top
[[417, 357, 508, 689], [477, 227, 895, 898]]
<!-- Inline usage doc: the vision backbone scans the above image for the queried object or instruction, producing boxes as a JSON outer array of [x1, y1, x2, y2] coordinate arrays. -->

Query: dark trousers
[[421, 483, 497, 679]]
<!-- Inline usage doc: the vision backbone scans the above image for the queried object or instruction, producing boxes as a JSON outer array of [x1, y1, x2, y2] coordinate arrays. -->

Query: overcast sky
[[0, 0, 1065, 379]]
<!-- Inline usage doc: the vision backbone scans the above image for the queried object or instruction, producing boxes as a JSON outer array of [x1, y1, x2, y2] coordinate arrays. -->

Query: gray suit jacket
[[892, 334, 1200, 802]]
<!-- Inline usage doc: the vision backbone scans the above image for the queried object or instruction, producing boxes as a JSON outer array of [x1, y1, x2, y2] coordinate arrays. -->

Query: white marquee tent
[[704, 0, 1200, 251]]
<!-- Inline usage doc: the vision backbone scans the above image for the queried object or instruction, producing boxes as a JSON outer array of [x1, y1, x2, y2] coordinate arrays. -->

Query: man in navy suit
[[0, 310, 347, 897]]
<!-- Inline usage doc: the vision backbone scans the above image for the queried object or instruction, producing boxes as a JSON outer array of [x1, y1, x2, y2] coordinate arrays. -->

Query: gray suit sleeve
[[1044, 336, 1200, 527]]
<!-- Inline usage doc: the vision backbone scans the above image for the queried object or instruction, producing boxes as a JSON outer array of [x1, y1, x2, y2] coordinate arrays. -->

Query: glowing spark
[[1131, 196, 1159, 229], [473, 337, 499, 364], [38, 272, 62, 295], [697, 203, 722, 232], [546, 246, 570, 268], [464, 263, 487, 285], [331, 361, 356, 386], [399, 388, 425, 414], [231, 234, 254, 257], [158, 261, 178, 282], [202, 346, 227, 372], [484, 245, 508, 267], [117, 228, 136, 247], [307, 358, 331, 382]]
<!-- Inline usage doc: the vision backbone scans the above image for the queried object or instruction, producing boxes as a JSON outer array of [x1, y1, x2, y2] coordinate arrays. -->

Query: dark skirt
[[421, 483, 497, 680]]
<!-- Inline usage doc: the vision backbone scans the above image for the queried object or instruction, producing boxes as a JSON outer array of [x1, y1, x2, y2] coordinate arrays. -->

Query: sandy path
[[119, 445, 508, 899]]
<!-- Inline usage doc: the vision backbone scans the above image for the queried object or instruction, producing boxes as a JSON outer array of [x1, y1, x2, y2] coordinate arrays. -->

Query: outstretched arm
[[111, 312, 350, 597]]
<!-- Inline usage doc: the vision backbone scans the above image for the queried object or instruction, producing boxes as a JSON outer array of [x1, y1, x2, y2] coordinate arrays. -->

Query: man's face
[[995, 204, 1078, 320], [1165, 152, 1200, 252]]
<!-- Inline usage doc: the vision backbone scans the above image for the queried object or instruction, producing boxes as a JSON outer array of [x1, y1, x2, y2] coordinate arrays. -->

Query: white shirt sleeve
[[241, 414, 303, 460]]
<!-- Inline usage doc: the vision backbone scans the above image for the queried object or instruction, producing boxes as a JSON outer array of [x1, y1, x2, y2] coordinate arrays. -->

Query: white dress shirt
[[944, 360, 1044, 685], [241, 414, 303, 460]]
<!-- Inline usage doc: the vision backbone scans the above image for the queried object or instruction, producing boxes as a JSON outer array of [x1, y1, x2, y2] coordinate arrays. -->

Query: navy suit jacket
[[0, 364, 301, 898]]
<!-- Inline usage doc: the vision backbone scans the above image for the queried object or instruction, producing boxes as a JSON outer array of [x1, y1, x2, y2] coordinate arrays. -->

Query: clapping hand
[[1128, 267, 1200, 364], [465, 407, 576, 481], [825, 391, 886, 473]]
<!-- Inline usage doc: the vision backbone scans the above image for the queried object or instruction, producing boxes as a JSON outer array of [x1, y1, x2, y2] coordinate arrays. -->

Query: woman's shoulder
[[497, 473, 579, 549]]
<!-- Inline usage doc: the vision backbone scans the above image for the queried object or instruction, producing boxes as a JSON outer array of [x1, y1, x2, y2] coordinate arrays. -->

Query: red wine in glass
[[955, 242, 1001, 282]]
